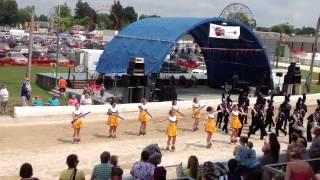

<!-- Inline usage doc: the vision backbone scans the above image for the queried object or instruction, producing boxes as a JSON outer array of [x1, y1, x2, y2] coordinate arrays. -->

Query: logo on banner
[[209, 24, 240, 39]]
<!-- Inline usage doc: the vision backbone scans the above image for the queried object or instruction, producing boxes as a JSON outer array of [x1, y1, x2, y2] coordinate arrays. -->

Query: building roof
[[97, 17, 272, 86]]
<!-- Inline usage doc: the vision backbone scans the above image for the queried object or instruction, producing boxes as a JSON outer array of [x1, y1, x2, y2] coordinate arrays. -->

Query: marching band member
[[138, 98, 150, 136], [107, 100, 119, 138], [216, 94, 226, 129], [307, 109, 320, 142], [192, 97, 201, 131], [160, 110, 178, 151], [222, 95, 233, 134], [265, 98, 275, 132], [230, 104, 246, 144], [248, 104, 267, 140], [205, 106, 220, 148], [72, 103, 83, 143]]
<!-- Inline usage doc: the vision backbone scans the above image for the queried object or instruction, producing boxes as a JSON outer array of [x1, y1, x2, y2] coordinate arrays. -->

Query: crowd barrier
[[13, 93, 320, 118]]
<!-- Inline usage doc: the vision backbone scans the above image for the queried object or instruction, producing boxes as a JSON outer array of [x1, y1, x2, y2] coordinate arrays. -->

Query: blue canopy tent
[[97, 17, 272, 88]]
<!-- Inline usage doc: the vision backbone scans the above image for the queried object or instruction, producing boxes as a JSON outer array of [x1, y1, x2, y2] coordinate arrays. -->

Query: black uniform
[[288, 113, 299, 143], [276, 111, 287, 136], [238, 105, 246, 137], [216, 101, 227, 129], [248, 107, 267, 140], [222, 100, 232, 134], [265, 106, 274, 132]]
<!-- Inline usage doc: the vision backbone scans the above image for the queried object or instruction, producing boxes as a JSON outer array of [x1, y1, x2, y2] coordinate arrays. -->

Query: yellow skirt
[[108, 115, 119, 127], [230, 115, 242, 129], [73, 118, 83, 129], [205, 118, 216, 133], [193, 108, 201, 119], [166, 122, 177, 137], [139, 111, 148, 123]]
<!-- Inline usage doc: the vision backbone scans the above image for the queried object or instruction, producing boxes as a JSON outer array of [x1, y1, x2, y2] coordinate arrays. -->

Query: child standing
[[72, 103, 83, 143], [192, 97, 201, 131], [161, 110, 178, 151], [107, 100, 119, 138], [205, 106, 220, 148], [138, 99, 150, 136], [230, 104, 246, 144]]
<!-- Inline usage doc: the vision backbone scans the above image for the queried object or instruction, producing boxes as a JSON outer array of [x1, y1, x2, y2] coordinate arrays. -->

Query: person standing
[[107, 100, 120, 138], [205, 106, 220, 148], [21, 78, 31, 106], [58, 76, 67, 98], [192, 97, 202, 131], [0, 84, 9, 113], [72, 103, 84, 143], [91, 151, 113, 180], [160, 110, 178, 151], [230, 105, 246, 144], [138, 99, 151, 136], [276, 110, 288, 137], [216, 94, 226, 129], [222, 97, 232, 134]]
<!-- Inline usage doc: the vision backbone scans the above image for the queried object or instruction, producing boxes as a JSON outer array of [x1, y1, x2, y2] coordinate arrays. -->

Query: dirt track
[[0, 107, 306, 180]]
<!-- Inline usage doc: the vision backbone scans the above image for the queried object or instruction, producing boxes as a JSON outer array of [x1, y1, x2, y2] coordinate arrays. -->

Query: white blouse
[[74, 109, 82, 116], [232, 110, 239, 116], [139, 104, 147, 110], [110, 107, 118, 113], [169, 115, 177, 122], [172, 105, 179, 111], [193, 102, 200, 108], [208, 113, 215, 119]]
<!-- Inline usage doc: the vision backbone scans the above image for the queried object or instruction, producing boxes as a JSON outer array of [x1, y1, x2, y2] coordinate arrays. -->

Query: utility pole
[[275, 31, 282, 68], [55, 4, 61, 87], [306, 16, 320, 93], [26, 6, 35, 80]]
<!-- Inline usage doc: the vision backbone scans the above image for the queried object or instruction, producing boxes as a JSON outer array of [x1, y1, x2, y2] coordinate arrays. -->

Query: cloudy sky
[[16, 0, 320, 28]]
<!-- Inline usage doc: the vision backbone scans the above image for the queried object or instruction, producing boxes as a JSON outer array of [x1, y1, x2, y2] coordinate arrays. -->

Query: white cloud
[[16, 0, 320, 27]]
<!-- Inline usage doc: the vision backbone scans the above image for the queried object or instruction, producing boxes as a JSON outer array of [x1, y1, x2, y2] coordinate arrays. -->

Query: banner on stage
[[209, 24, 240, 39]]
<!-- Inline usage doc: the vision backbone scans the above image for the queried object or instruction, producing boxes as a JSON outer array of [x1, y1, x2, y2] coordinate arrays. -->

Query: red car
[[175, 54, 202, 69], [0, 52, 27, 65]]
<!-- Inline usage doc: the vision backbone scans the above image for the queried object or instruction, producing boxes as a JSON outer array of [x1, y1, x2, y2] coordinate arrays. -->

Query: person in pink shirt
[[68, 95, 79, 106]]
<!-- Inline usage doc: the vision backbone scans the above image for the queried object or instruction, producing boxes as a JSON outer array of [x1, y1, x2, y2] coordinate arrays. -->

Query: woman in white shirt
[[0, 84, 9, 113]]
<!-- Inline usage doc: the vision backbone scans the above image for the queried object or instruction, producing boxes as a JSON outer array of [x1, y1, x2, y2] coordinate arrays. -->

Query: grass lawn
[[0, 65, 70, 115]]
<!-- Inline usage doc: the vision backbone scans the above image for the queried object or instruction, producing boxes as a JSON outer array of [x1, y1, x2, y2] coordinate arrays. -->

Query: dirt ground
[[0, 106, 313, 180]]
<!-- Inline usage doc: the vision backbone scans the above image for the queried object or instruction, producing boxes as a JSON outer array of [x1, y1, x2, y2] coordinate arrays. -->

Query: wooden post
[[26, 6, 35, 80]]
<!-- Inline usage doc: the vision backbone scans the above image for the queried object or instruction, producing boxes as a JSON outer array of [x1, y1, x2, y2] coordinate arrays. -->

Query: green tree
[[38, 14, 48, 21], [75, 0, 94, 19], [17, 6, 32, 24], [227, 13, 252, 27], [139, 14, 160, 20], [96, 13, 113, 29], [0, 0, 19, 25], [123, 6, 137, 22], [255, 26, 270, 32], [295, 26, 316, 35], [60, 16, 74, 32], [271, 23, 294, 34], [56, 2, 71, 18]]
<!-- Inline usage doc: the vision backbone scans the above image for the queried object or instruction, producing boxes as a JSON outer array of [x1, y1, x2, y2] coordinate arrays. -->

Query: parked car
[[8, 52, 28, 65], [175, 54, 202, 69], [160, 61, 188, 73]]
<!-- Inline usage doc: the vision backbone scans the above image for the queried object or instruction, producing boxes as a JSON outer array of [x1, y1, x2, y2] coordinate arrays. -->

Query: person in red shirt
[[58, 76, 67, 98], [68, 95, 78, 106]]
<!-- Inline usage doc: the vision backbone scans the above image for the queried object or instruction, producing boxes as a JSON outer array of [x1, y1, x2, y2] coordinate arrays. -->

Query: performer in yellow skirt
[[72, 103, 83, 143], [138, 98, 150, 136], [161, 110, 178, 151], [205, 106, 221, 148], [192, 97, 202, 131], [107, 100, 119, 138], [230, 104, 247, 144]]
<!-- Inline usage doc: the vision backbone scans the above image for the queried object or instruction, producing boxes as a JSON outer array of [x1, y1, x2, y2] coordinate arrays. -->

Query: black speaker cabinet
[[127, 57, 145, 76]]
